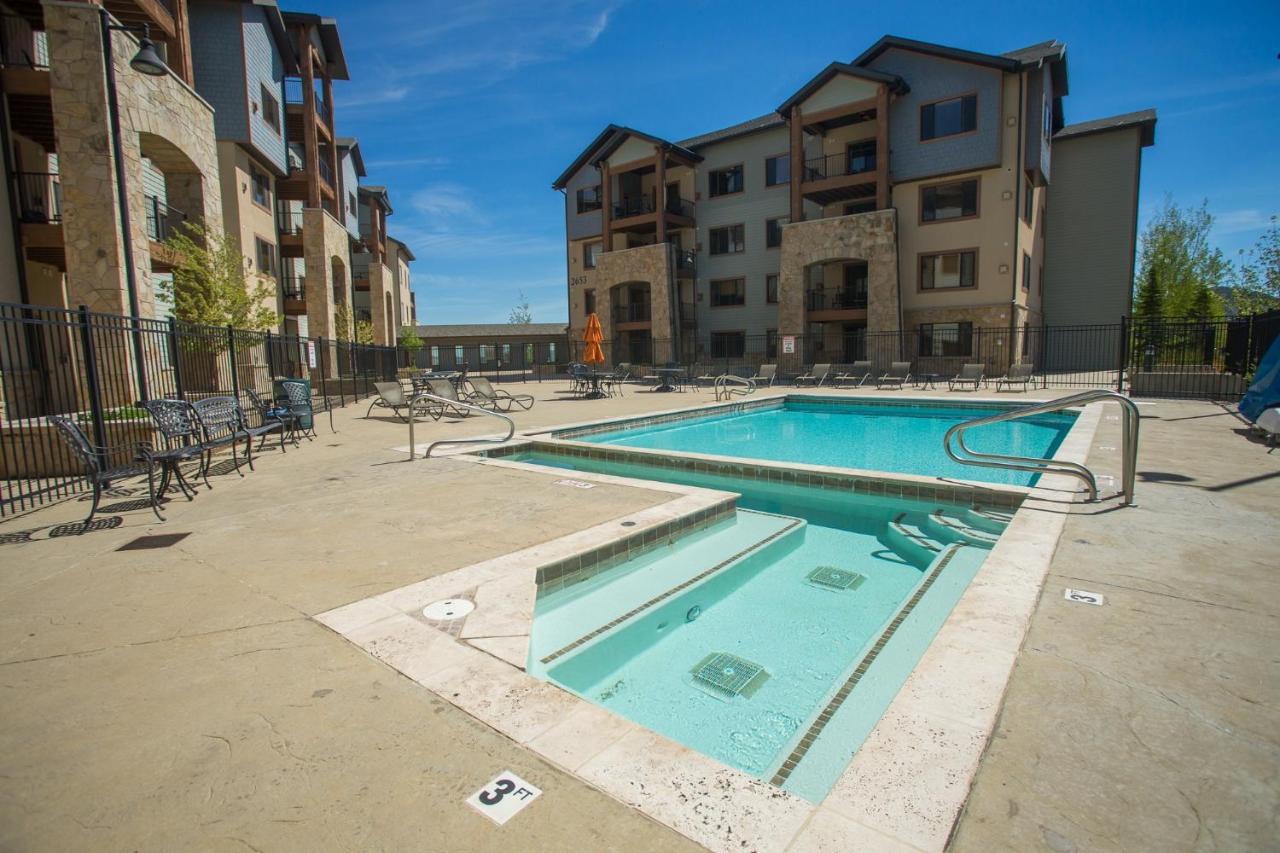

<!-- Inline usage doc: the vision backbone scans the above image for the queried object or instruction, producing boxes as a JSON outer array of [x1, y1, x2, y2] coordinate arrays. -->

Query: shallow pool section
[[563, 398, 1075, 486], [516, 449, 1009, 802]]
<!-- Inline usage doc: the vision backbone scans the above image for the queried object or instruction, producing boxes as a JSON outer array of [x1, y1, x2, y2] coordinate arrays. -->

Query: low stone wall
[[1130, 371, 1248, 400]]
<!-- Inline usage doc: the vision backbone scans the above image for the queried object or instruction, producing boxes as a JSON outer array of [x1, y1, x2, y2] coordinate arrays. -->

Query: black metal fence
[[403, 340, 566, 378], [0, 301, 397, 517]]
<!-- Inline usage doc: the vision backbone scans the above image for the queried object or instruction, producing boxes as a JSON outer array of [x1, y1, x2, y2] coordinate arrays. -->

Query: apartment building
[[386, 234, 416, 328], [351, 183, 396, 344], [553, 35, 1156, 369]]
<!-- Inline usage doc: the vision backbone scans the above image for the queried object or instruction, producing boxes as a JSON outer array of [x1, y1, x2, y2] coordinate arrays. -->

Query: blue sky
[[317, 0, 1280, 324]]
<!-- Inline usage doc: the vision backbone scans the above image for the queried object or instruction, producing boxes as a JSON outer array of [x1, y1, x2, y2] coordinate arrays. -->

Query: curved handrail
[[406, 392, 515, 459], [943, 390, 1139, 505], [714, 375, 756, 402]]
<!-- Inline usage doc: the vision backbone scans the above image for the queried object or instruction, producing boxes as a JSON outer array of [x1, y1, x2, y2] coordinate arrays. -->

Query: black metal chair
[[192, 396, 250, 480], [139, 398, 206, 494], [278, 379, 335, 439], [49, 415, 163, 525], [246, 389, 298, 448]]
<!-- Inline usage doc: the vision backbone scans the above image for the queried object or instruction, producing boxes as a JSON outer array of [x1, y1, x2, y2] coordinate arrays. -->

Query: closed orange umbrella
[[583, 313, 605, 365]]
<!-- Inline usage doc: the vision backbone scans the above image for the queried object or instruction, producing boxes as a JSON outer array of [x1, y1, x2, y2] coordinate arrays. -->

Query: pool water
[[516, 449, 1006, 802], [569, 399, 1076, 486]]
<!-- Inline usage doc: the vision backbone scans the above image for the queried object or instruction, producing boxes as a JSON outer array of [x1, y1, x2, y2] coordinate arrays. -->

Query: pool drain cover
[[422, 598, 475, 621], [691, 652, 769, 701], [806, 565, 866, 591]]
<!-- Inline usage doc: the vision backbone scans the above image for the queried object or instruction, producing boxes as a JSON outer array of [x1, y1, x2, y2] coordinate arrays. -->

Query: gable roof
[[358, 184, 392, 213], [251, 1, 298, 74], [775, 61, 908, 116], [1054, 109, 1156, 147], [386, 235, 415, 261], [281, 11, 349, 80], [677, 112, 785, 149], [854, 35, 1021, 72], [551, 124, 622, 190], [591, 126, 702, 167], [336, 136, 365, 177]]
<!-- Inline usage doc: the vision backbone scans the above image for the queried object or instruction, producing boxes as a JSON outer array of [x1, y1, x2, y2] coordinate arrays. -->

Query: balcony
[[144, 196, 186, 242], [805, 289, 868, 313], [317, 156, 335, 188], [610, 192, 697, 235], [803, 151, 876, 182], [1, 15, 48, 70], [13, 171, 60, 224], [277, 206, 304, 236], [800, 147, 879, 208], [680, 302, 697, 329], [675, 247, 696, 279], [613, 302, 651, 323]]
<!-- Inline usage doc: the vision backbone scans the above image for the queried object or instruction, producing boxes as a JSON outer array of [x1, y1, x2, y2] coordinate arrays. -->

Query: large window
[[918, 322, 973, 357], [765, 155, 789, 186], [921, 179, 978, 222], [708, 164, 744, 197], [847, 140, 876, 174], [709, 224, 745, 255], [920, 94, 978, 141], [710, 331, 746, 358], [250, 165, 270, 208], [710, 278, 745, 307], [765, 216, 788, 248], [254, 237, 276, 276], [766, 274, 778, 304], [261, 84, 280, 133], [583, 241, 601, 269], [919, 250, 976, 290], [576, 185, 602, 213]]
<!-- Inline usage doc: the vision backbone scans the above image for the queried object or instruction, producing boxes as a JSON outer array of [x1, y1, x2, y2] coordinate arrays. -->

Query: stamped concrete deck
[[0, 379, 1275, 851]]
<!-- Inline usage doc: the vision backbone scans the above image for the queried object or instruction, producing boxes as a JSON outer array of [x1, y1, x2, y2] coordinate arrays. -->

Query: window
[[261, 85, 280, 133], [710, 331, 746, 358], [429, 346, 440, 367], [921, 179, 978, 222], [765, 155, 789, 186], [844, 200, 876, 216], [454, 345, 465, 365], [1022, 252, 1032, 291], [501, 344, 512, 363], [584, 289, 596, 314], [250, 165, 270, 208], [920, 94, 978, 141], [765, 329, 778, 359], [710, 278, 745, 307], [348, 193, 357, 218], [918, 322, 973, 357], [547, 342, 558, 363], [480, 344, 495, 362], [766, 274, 778, 304], [709, 224, 745, 255], [254, 237, 276, 276], [1023, 184, 1034, 223], [847, 140, 876, 174], [708, 164, 744, 197], [583, 241, 601, 269], [576, 185, 602, 213], [920, 250, 976, 290], [766, 216, 788, 248]]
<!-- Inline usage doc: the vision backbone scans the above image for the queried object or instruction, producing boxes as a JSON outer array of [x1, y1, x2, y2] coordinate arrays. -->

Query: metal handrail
[[943, 389, 1139, 505], [714, 375, 756, 402], [406, 391, 514, 459]]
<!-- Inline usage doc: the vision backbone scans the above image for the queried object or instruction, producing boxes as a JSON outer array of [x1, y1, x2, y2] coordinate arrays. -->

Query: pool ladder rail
[[942, 390, 1139, 505], [405, 392, 515, 459], [714, 374, 756, 402]]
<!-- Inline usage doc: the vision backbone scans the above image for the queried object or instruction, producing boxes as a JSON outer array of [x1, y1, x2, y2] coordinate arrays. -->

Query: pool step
[[960, 506, 1015, 535], [924, 510, 999, 549], [884, 514, 946, 569]]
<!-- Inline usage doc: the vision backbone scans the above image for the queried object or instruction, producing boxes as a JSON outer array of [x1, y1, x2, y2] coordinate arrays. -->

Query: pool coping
[[324, 395, 1107, 852]]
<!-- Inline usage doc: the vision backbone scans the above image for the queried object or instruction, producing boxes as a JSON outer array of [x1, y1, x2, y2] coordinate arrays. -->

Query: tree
[[1135, 198, 1228, 319], [354, 319, 375, 345], [1229, 216, 1280, 315], [1133, 267, 1164, 320], [398, 325, 423, 354], [159, 223, 277, 331], [334, 302, 354, 342], [508, 290, 533, 324]]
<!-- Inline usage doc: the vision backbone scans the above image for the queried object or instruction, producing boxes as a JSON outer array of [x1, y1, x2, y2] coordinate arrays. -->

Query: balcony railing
[[680, 302, 697, 328], [613, 303, 651, 322], [13, 171, 61, 224], [284, 77, 305, 104], [281, 274, 305, 301], [806, 289, 868, 311], [1, 15, 48, 69], [675, 248, 696, 272], [665, 196, 696, 218], [613, 195, 697, 220], [144, 196, 186, 242], [803, 150, 877, 181], [317, 156, 335, 188], [277, 206, 304, 235]]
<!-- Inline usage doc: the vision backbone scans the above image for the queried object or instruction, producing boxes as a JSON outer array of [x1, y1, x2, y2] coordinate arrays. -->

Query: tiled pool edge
[[319, 396, 1108, 853]]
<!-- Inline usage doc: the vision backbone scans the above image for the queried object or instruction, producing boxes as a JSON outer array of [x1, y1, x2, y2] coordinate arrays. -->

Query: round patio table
[[652, 367, 684, 392]]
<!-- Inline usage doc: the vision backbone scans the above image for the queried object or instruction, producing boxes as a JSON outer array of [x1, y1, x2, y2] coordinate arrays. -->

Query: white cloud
[[1213, 209, 1275, 237], [409, 185, 484, 221], [338, 86, 411, 109], [365, 155, 451, 169]]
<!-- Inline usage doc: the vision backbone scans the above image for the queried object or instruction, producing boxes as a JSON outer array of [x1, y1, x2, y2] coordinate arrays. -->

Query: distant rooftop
[[415, 323, 567, 339]]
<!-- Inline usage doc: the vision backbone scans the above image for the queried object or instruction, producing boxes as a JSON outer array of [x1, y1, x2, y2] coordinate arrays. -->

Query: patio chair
[[993, 363, 1036, 392], [749, 364, 777, 387], [835, 361, 874, 388], [877, 362, 912, 389], [691, 364, 719, 388], [278, 379, 335, 439], [49, 415, 163, 525], [948, 363, 985, 391], [367, 381, 436, 422], [425, 378, 474, 417], [601, 365, 628, 397], [795, 363, 832, 386], [246, 389, 298, 450], [192, 396, 252, 481], [139, 398, 207, 492], [468, 376, 534, 412], [614, 363, 633, 382]]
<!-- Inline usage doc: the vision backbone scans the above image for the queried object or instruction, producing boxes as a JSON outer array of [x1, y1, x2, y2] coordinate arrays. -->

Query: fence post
[[265, 329, 275, 379], [166, 316, 185, 400], [226, 324, 240, 401], [318, 336, 329, 403], [77, 305, 108, 461], [1116, 315, 1128, 393]]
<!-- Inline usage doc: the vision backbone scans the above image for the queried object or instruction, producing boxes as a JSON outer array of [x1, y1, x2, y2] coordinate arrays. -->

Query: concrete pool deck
[[0, 379, 1276, 850]]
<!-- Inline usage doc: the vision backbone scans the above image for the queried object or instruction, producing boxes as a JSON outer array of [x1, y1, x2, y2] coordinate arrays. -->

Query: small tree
[[334, 302, 354, 342], [1135, 198, 1230, 318], [508, 290, 533, 324], [354, 319, 375, 345], [1134, 267, 1164, 320], [1230, 216, 1280, 315], [160, 223, 277, 331], [398, 325, 423, 368]]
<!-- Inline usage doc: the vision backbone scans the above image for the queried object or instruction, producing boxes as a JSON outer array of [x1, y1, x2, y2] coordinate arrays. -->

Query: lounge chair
[[994, 363, 1036, 391], [749, 364, 777, 387], [425, 378, 474, 417], [948, 363, 985, 391], [835, 361, 873, 388], [367, 381, 436, 422], [795, 363, 832, 386], [468, 376, 534, 411], [877, 362, 912, 389]]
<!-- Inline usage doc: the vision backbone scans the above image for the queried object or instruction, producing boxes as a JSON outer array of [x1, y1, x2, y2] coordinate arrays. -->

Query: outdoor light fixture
[[129, 28, 168, 76]]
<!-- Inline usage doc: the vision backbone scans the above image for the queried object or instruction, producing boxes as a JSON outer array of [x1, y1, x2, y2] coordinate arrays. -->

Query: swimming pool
[[559, 397, 1076, 486], [512, 448, 1013, 802]]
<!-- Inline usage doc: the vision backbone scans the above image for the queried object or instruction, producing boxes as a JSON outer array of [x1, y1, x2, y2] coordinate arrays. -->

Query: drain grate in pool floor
[[691, 652, 769, 700], [806, 565, 865, 591]]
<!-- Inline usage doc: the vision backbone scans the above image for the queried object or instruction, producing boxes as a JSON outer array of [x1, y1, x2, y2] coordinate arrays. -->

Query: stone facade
[[46, 1, 222, 318], [367, 261, 393, 346], [302, 207, 352, 355], [592, 242, 676, 363], [778, 209, 900, 338]]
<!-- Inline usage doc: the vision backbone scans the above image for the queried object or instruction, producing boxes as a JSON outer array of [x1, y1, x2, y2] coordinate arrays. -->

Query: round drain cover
[[422, 598, 474, 621]]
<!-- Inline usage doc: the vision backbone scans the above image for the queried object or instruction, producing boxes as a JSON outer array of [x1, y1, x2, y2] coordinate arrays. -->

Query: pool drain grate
[[691, 652, 769, 701], [806, 565, 865, 591]]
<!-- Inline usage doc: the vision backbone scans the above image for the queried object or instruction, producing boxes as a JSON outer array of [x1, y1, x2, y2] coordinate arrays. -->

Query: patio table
[[652, 367, 684, 392]]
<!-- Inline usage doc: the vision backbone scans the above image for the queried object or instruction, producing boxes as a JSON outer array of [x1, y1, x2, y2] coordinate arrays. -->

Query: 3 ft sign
[[466, 771, 542, 826]]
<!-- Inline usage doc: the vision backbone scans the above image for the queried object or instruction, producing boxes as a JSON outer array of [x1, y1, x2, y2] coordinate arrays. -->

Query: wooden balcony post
[[300, 39, 320, 209], [790, 106, 803, 222], [600, 161, 612, 251], [655, 148, 667, 244], [875, 84, 889, 210]]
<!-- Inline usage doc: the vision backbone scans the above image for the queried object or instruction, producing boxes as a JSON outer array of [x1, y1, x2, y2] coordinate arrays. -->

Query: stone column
[[368, 262, 393, 346]]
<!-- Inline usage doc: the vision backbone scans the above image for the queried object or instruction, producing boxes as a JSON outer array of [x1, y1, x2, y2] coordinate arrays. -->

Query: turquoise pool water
[[516, 449, 1004, 802], [567, 399, 1076, 486]]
